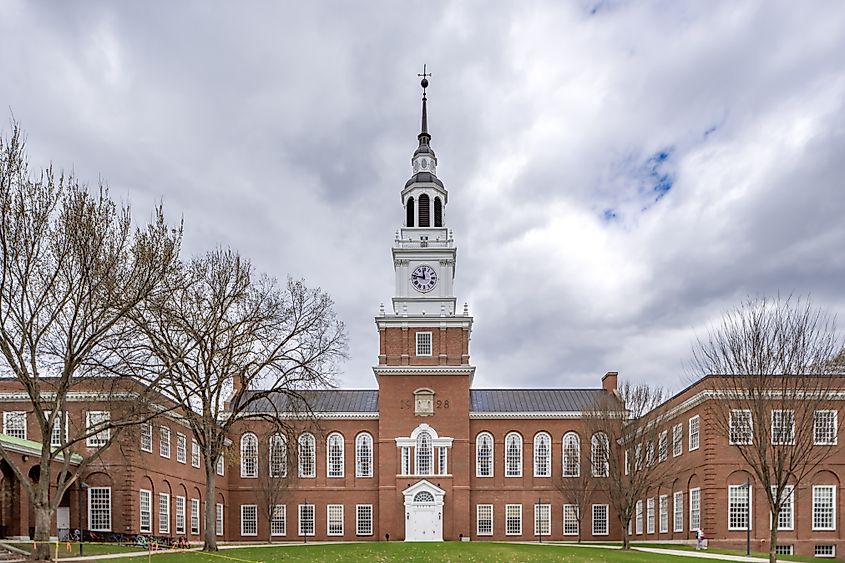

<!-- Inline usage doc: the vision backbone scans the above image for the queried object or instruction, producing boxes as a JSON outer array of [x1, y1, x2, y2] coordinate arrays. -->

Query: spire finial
[[417, 64, 431, 95], [417, 65, 431, 137]]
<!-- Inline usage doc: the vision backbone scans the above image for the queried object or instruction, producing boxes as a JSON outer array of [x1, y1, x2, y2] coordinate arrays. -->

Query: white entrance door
[[56, 507, 70, 539], [405, 491, 442, 541]]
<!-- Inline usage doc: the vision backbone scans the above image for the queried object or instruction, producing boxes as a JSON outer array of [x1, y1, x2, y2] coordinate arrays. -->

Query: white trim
[[139, 489, 152, 533], [728, 484, 752, 531], [415, 331, 433, 357], [327, 504, 344, 536], [770, 485, 794, 531], [812, 485, 837, 531], [271, 505, 287, 536], [476, 504, 493, 536], [326, 432, 345, 478], [240, 504, 258, 536], [373, 365, 475, 376], [592, 504, 609, 536], [356, 504, 373, 536], [688, 415, 700, 451], [88, 487, 112, 532], [470, 411, 622, 419], [505, 504, 522, 536]]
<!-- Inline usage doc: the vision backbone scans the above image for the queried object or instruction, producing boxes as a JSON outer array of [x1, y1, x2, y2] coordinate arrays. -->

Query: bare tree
[[554, 471, 597, 543], [0, 123, 181, 559], [585, 381, 675, 550], [134, 249, 346, 551], [254, 429, 295, 542], [690, 296, 843, 563]]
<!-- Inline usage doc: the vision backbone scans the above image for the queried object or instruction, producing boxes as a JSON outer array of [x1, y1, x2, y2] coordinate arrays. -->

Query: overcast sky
[[2, 1, 844, 393]]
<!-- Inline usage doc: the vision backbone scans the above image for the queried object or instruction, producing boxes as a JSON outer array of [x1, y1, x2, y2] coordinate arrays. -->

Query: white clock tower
[[391, 76, 458, 317]]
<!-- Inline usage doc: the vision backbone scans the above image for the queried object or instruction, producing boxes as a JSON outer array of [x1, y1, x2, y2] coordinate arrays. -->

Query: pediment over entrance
[[402, 479, 445, 504]]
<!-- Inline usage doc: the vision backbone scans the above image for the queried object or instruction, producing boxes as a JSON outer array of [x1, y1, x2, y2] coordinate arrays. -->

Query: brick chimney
[[602, 371, 618, 394]]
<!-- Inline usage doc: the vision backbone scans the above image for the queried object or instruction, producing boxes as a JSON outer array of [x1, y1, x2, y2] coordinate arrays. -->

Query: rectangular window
[[563, 504, 579, 536], [658, 431, 668, 462], [771, 485, 794, 531], [688, 415, 700, 451], [191, 499, 200, 535], [635, 500, 643, 535], [401, 446, 410, 475], [729, 410, 753, 445], [814, 410, 838, 445], [505, 504, 522, 536], [45, 411, 66, 447], [216, 503, 224, 536], [815, 545, 836, 557], [140, 423, 152, 452], [659, 495, 669, 534], [477, 504, 493, 536], [2, 411, 26, 440], [176, 433, 187, 463], [775, 545, 793, 555], [160, 427, 171, 458], [592, 504, 609, 536], [175, 496, 185, 534], [415, 332, 432, 356], [327, 504, 344, 536], [140, 490, 152, 533], [271, 505, 286, 536], [88, 487, 111, 532], [216, 454, 225, 476], [534, 504, 550, 537], [438, 447, 448, 475], [86, 411, 110, 447], [673, 491, 683, 532], [771, 410, 795, 445], [728, 485, 751, 530], [159, 492, 170, 534], [689, 488, 701, 532], [356, 505, 373, 536], [647, 497, 655, 534], [672, 423, 683, 457], [299, 504, 315, 536], [240, 505, 258, 536], [812, 485, 836, 531], [192, 440, 201, 468]]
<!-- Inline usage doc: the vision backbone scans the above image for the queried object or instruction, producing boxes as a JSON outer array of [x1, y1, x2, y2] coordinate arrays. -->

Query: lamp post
[[78, 482, 88, 556]]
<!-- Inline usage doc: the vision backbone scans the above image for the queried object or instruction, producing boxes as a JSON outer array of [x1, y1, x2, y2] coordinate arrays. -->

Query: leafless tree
[[134, 249, 347, 551], [253, 429, 296, 542], [554, 471, 597, 543], [0, 123, 181, 559], [689, 296, 843, 563], [585, 381, 676, 550]]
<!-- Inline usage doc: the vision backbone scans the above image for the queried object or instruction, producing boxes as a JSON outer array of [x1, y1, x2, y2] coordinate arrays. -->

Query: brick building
[[1, 80, 843, 558]]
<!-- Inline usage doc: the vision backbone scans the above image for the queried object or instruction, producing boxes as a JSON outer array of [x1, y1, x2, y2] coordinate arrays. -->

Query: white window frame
[[88, 487, 112, 532], [534, 503, 551, 537], [672, 423, 683, 457], [216, 454, 225, 476], [689, 488, 701, 532], [770, 485, 794, 531], [771, 409, 795, 445], [327, 433, 345, 478], [476, 432, 494, 478], [658, 430, 668, 462], [647, 497, 655, 534], [728, 484, 752, 531], [673, 491, 683, 532], [271, 504, 286, 536], [176, 433, 187, 464], [140, 423, 153, 453], [533, 432, 552, 478], [139, 489, 152, 533], [191, 498, 200, 535], [298, 504, 315, 536], [592, 504, 609, 536], [505, 504, 522, 536], [2, 411, 27, 440], [562, 432, 580, 477], [729, 410, 753, 445], [240, 504, 258, 537], [688, 415, 700, 451], [563, 504, 579, 536], [86, 411, 110, 447], [504, 432, 523, 477], [415, 331, 432, 356], [635, 500, 643, 535], [159, 492, 170, 534], [298, 433, 316, 478], [159, 426, 171, 458], [327, 504, 344, 536], [355, 432, 373, 478], [659, 494, 669, 534], [270, 433, 287, 478], [191, 440, 201, 468], [45, 410, 67, 448], [356, 504, 373, 536], [812, 485, 836, 531], [814, 410, 838, 445], [216, 502, 224, 536], [815, 545, 836, 558], [240, 433, 258, 478], [476, 504, 493, 536], [175, 496, 186, 534], [591, 432, 609, 477]]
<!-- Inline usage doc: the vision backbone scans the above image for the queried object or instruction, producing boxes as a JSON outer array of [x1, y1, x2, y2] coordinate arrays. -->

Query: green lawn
[[99, 542, 734, 562], [8, 541, 147, 558], [633, 543, 816, 563]]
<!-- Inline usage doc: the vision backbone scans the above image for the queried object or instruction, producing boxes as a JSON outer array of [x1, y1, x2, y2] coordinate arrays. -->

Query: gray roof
[[405, 171, 444, 188], [243, 390, 378, 413], [470, 389, 611, 412]]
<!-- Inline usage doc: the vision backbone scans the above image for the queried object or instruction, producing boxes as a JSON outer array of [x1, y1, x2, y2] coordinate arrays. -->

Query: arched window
[[591, 432, 609, 477], [418, 194, 430, 227], [476, 432, 493, 477], [406, 197, 415, 227], [416, 431, 433, 475], [534, 432, 551, 477], [240, 433, 258, 478], [269, 433, 286, 478], [298, 433, 315, 478], [505, 432, 523, 477], [327, 433, 344, 478], [413, 491, 434, 503], [562, 432, 580, 477], [434, 197, 443, 227], [355, 433, 373, 478]]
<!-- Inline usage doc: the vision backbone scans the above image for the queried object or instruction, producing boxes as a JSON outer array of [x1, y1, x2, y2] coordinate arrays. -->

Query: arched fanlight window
[[327, 433, 345, 478], [476, 432, 493, 477], [416, 431, 433, 475], [534, 432, 552, 477], [591, 432, 609, 477], [356, 432, 373, 478], [434, 197, 443, 227], [504, 432, 523, 477], [298, 433, 316, 478], [418, 194, 430, 227], [562, 432, 581, 477], [240, 433, 258, 478], [406, 197, 415, 227], [413, 491, 434, 503], [269, 433, 287, 478]]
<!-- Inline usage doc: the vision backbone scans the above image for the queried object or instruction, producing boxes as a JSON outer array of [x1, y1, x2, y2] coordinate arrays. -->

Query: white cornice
[[375, 316, 471, 329], [372, 365, 475, 376], [470, 411, 587, 419]]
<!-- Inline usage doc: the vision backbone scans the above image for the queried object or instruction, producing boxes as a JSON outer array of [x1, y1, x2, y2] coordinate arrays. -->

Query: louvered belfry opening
[[434, 197, 443, 227], [406, 197, 415, 227], [418, 194, 430, 227]]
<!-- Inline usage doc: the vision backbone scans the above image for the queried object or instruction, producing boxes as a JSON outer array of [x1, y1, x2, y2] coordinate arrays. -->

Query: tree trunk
[[769, 521, 778, 563], [33, 500, 53, 561], [621, 519, 630, 550], [203, 468, 217, 551]]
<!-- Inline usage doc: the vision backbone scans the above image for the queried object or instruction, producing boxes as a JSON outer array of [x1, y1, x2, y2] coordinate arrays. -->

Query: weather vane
[[417, 64, 431, 95]]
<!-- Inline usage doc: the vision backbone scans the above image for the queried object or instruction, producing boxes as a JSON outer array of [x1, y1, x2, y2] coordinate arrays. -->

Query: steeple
[[415, 72, 435, 159]]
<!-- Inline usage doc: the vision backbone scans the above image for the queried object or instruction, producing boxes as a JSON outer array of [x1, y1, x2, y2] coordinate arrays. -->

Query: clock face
[[411, 265, 438, 293]]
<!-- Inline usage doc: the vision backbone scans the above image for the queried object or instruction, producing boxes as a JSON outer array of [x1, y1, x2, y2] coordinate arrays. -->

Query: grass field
[[632, 543, 817, 563], [7, 541, 147, 558], [97, 542, 736, 562]]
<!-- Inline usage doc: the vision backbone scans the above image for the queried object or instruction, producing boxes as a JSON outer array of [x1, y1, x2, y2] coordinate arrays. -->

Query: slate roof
[[470, 389, 612, 413], [404, 171, 444, 189], [243, 389, 378, 413]]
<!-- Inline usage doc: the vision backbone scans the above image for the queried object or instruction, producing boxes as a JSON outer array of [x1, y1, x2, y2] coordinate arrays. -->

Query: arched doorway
[[0, 460, 20, 538], [402, 480, 444, 541]]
